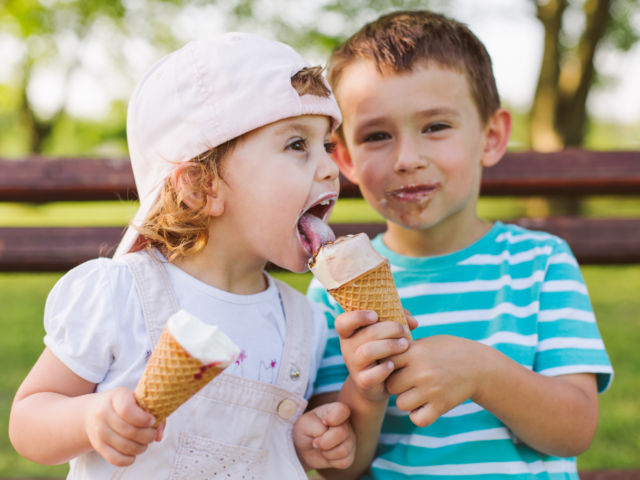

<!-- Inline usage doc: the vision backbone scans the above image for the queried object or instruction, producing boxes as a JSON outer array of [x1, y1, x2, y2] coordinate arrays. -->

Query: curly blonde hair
[[131, 141, 236, 261], [131, 66, 330, 261]]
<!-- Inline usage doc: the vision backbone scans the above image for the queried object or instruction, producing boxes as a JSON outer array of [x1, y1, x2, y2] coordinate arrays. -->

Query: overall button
[[277, 399, 297, 420], [289, 366, 300, 380]]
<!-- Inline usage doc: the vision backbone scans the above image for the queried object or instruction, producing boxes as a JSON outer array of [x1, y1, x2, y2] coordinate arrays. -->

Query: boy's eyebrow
[[354, 107, 460, 130]]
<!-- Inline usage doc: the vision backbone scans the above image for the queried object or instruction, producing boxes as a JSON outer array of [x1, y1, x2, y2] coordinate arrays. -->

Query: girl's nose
[[317, 150, 340, 182], [393, 135, 428, 173]]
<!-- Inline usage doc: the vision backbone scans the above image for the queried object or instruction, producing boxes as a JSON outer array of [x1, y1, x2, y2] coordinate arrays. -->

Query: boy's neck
[[382, 216, 493, 258]]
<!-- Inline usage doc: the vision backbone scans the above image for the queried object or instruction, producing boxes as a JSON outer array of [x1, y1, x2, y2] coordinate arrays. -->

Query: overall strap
[[273, 278, 312, 398], [121, 249, 179, 346]]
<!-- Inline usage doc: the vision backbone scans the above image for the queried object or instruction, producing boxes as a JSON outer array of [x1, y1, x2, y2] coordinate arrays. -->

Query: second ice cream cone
[[134, 310, 239, 425], [135, 328, 225, 425]]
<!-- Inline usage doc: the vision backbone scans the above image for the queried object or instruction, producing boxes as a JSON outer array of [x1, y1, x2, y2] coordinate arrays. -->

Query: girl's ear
[[481, 108, 512, 168], [171, 164, 224, 217], [331, 133, 359, 184], [202, 176, 224, 217]]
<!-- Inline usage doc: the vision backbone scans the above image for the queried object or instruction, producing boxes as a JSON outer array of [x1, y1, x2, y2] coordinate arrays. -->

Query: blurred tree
[[2, 0, 637, 155], [530, 0, 639, 151], [0, 0, 429, 154]]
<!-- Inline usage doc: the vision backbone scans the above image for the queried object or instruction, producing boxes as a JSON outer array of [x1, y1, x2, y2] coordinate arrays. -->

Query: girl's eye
[[363, 132, 390, 143], [287, 138, 307, 152], [324, 141, 337, 154], [423, 122, 450, 133]]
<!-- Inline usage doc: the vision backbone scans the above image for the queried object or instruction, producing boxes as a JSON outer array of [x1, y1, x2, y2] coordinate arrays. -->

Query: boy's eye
[[324, 141, 337, 154], [287, 138, 307, 152], [362, 132, 390, 143], [423, 122, 450, 133]]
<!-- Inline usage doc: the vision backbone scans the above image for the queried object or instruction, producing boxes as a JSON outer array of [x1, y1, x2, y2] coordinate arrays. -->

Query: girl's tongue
[[298, 213, 336, 257]]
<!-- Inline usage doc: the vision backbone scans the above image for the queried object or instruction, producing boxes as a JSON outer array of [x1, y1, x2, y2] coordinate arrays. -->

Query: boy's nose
[[393, 136, 428, 173]]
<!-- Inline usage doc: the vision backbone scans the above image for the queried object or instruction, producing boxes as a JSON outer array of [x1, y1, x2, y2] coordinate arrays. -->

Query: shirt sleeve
[[306, 277, 349, 395], [43, 258, 118, 384], [534, 238, 613, 392]]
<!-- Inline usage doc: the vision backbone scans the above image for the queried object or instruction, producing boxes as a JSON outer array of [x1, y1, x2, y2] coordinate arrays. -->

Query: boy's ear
[[172, 164, 224, 217], [481, 108, 512, 168], [331, 133, 359, 184]]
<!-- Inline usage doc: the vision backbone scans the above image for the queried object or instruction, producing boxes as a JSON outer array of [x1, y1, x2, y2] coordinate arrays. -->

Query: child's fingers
[[313, 423, 350, 452], [314, 401, 350, 427], [111, 387, 156, 428], [355, 360, 395, 391], [97, 441, 138, 467], [155, 420, 166, 442], [409, 404, 439, 428], [334, 310, 378, 338], [403, 309, 419, 330], [302, 410, 329, 439], [359, 336, 409, 365]]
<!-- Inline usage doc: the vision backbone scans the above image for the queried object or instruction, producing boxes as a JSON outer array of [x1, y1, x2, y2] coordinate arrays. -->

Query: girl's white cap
[[114, 32, 342, 258]]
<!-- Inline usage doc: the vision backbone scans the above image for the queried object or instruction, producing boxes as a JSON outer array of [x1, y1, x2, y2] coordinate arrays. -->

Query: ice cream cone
[[134, 327, 225, 425], [134, 310, 239, 425], [309, 233, 410, 337], [328, 259, 408, 331]]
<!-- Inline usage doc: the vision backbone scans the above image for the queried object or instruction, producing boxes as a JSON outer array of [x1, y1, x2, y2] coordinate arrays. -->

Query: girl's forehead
[[243, 115, 332, 140]]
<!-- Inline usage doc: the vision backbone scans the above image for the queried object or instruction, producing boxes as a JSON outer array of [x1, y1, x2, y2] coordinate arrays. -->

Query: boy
[[308, 10, 613, 479]]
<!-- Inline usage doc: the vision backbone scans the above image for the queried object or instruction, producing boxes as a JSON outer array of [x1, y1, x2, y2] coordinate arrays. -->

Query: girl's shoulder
[[50, 255, 137, 301]]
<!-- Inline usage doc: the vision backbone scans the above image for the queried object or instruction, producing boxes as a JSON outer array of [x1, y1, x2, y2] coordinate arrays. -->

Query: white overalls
[[70, 250, 313, 479]]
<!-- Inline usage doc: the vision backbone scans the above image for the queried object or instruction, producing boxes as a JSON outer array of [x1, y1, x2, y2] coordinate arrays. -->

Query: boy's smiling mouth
[[296, 193, 337, 257], [386, 182, 441, 202]]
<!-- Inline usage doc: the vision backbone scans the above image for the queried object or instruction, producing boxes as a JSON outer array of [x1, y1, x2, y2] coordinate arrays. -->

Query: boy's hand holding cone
[[309, 233, 411, 339], [135, 310, 240, 425]]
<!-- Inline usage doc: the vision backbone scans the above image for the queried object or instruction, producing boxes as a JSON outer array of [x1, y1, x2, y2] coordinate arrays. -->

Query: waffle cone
[[134, 326, 225, 425], [328, 259, 410, 337]]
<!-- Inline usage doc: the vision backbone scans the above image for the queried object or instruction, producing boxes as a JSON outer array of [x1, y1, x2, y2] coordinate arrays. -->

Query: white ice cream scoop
[[308, 233, 386, 290], [167, 310, 240, 365]]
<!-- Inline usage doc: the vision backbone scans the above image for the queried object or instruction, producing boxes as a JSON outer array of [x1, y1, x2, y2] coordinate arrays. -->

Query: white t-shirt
[[43, 254, 328, 399]]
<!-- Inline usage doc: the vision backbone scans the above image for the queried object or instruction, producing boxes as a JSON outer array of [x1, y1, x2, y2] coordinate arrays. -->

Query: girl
[[10, 32, 355, 479]]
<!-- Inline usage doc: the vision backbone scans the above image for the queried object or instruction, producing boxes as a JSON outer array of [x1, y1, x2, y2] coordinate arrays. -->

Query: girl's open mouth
[[296, 195, 336, 257]]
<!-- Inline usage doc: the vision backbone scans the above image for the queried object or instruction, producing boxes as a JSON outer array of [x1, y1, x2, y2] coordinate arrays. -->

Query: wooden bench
[[1, 149, 639, 271], [1, 150, 639, 479]]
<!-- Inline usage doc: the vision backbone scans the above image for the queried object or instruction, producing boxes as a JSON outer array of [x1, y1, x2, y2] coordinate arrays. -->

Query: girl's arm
[[9, 348, 159, 466]]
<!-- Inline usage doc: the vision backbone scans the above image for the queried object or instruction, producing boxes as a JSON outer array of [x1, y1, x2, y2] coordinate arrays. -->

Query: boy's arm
[[311, 310, 412, 479], [9, 347, 158, 466], [473, 350, 598, 457], [387, 335, 599, 457]]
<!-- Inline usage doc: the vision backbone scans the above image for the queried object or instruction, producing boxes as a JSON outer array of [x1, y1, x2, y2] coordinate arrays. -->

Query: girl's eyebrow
[[272, 122, 311, 136]]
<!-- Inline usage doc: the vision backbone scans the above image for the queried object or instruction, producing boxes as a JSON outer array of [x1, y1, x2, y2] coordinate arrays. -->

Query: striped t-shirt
[[307, 222, 613, 479]]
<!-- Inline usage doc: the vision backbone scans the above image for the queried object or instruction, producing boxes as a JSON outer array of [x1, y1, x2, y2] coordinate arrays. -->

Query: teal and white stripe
[[308, 222, 613, 479]]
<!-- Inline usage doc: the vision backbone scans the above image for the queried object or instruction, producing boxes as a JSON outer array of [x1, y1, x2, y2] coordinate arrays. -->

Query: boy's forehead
[[335, 61, 480, 128], [335, 59, 468, 99]]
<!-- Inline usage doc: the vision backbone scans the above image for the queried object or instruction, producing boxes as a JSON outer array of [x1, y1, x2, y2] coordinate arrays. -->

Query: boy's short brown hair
[[328, 10, 500, 124], [133, 66, 331, 260]]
